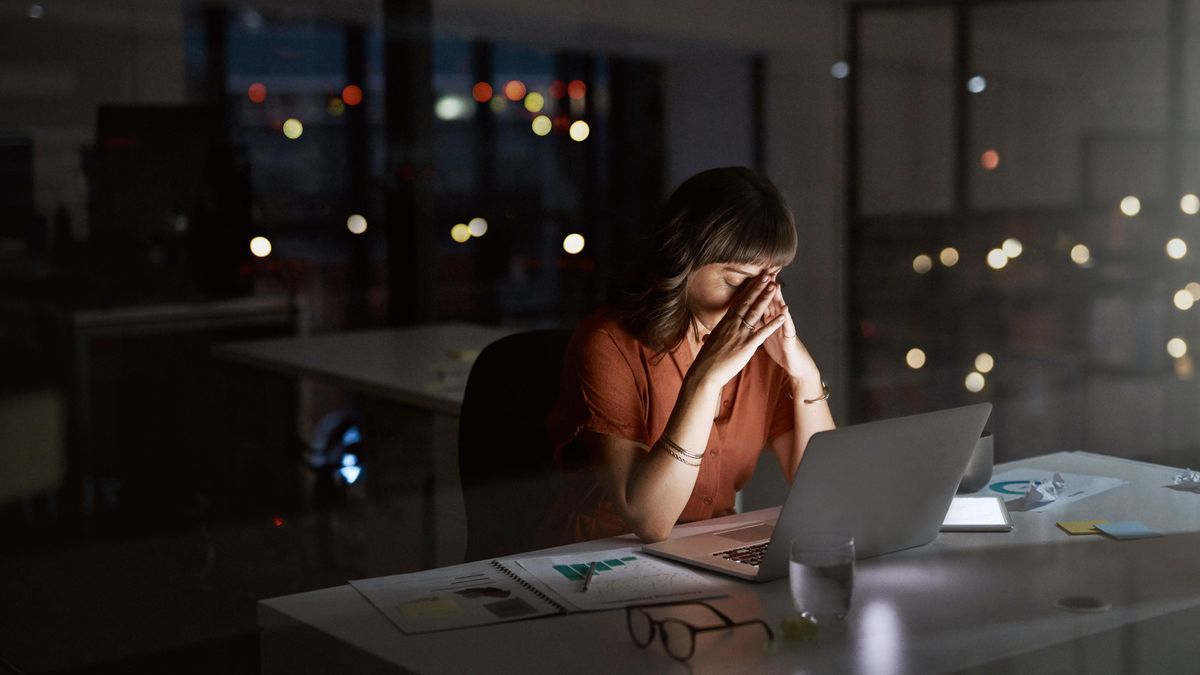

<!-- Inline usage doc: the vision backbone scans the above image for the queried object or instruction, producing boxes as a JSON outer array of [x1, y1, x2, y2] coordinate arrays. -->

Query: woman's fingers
[[752, 314, 787, 342], [737, 274, 770, 304], [766, 295, 785, 321], [781, 307, 798, 338], [729, 288, 761, 326], [741, 279, 777, 326], [763, 283, 798, 338]]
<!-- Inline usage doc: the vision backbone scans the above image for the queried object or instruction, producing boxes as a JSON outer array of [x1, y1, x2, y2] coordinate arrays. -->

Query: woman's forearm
[[622, 375, 722, 541], [616, 279, 784, 541], [784, 375, 836, 478]]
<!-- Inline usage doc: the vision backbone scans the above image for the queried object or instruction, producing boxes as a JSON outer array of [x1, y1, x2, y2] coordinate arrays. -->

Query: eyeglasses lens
[[628, 610, 654, 646], [660, 619, 694, 661]]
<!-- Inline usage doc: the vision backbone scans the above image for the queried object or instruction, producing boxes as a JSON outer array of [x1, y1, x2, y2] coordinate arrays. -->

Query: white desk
[[258, 452, 1200, 674], [215, 323, 517, 567], [213, 323, 516, 416]]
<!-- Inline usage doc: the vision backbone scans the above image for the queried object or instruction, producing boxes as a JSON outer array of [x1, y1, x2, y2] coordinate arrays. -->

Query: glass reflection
[[855, 601, 904, 675]]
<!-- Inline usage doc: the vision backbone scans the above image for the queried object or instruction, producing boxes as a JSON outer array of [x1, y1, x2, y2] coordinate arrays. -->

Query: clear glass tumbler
[[789, 533, 855, 623]]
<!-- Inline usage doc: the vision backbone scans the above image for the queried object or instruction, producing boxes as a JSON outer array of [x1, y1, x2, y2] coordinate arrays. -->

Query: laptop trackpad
[[717, 523, 775, 542]]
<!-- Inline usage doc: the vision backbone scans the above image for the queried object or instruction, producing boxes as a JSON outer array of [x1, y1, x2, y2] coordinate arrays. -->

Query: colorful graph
[[552, 556, 638, 581], [989, 480, 1035, 495]]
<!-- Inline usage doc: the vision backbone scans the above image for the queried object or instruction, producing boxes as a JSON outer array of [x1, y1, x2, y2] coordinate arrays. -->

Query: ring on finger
[[739, 317, 757, 330]]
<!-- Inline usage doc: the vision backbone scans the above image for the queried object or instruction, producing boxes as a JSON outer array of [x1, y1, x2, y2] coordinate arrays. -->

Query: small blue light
[[339, 465, 362, 484], [342, 426, 361, 446], [342, 453, 358, 467]]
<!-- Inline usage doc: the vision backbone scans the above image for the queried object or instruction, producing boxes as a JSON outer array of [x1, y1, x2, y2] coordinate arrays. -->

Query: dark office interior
[[3, 0, 1200, 673]]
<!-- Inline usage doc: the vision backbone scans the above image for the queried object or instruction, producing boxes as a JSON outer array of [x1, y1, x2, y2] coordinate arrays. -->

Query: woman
[[543, 167, 835, 544]]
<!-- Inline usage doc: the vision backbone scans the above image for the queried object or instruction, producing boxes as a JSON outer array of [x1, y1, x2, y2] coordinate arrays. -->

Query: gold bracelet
[[657, 437, 702, 467], [663, 444, 701, 467], [660, 434, 704, 461], [802, 381, 831, 404]]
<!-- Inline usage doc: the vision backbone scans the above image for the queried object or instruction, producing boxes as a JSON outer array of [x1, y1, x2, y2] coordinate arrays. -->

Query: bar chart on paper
[[505, 547, 724, 611], [551, 557, 638, 581]]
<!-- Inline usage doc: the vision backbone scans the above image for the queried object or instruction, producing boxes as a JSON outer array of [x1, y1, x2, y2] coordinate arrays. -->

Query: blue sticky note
[[1095, 521, 1162, 540]]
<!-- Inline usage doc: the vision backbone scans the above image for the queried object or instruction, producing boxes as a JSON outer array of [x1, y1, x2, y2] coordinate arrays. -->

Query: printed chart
[[350, 566, 561, 634], [985, 470, 1126, 511], [551, 556, 638, 581], [508, 547, 724, 611]]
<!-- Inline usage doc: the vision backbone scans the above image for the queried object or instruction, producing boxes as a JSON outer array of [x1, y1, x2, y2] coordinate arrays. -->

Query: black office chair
[[458, 328, 573, 561]]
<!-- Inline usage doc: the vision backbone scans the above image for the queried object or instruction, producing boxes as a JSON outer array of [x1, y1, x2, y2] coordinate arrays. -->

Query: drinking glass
[[789, 533, 855, 623]]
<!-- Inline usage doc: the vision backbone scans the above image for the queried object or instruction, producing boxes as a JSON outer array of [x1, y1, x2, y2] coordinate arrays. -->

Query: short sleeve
[[572, 328, 647, 443]]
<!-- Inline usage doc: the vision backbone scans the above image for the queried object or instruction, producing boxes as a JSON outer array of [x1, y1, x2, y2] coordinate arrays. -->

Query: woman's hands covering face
[[760, 281, 821, 382], [688, 273, 785, 390]]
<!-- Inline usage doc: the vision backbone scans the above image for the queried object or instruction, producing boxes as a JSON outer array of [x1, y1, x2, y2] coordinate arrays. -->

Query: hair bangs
[[611, 167, 797, 354], [696, 201, 797, 269]]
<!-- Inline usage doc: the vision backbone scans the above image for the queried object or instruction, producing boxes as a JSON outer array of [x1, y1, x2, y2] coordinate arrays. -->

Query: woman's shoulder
[[565, 306, 651, 371], [573, 305, 640, 349]]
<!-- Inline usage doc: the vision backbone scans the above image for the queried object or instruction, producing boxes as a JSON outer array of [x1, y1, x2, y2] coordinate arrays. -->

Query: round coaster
[[1054, 595, 1112, 613]]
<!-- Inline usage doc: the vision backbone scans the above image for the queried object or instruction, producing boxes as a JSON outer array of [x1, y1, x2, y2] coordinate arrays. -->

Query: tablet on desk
[[940, 495, 1013, 532]]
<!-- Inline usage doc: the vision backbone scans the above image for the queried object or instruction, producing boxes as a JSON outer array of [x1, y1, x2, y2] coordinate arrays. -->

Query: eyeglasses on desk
[[625, 600, 775, 662]]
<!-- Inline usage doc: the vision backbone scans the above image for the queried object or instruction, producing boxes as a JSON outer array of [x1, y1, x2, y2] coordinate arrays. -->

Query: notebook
[[350, 546, 724, 634], [940, 495, 1013, 531], [642, 403, 993, 582]]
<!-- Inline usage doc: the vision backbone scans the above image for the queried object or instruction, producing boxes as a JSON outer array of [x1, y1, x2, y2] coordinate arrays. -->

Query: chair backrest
[[458, 328, 572, 561]]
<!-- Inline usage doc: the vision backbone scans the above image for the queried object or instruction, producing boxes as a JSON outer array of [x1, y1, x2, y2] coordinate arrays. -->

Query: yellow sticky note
[[398, 598, 463, 620], [1057, 519, 1108, 535]]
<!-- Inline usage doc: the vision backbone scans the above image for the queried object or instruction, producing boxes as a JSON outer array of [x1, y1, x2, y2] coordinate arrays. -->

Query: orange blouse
[[541, 306, 795, 545]]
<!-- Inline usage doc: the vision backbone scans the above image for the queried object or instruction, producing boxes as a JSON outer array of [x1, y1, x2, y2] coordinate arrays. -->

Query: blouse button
[[702, 496, 714, 505], [722, 400, 730, 406], [710, 449, 719, 457]]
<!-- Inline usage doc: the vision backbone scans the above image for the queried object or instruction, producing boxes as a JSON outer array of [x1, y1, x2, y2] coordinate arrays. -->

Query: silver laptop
[[642, 403, 992, 582]]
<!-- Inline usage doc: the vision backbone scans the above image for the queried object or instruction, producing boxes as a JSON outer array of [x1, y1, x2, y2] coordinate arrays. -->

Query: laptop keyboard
[[713, 541, 768, 567]]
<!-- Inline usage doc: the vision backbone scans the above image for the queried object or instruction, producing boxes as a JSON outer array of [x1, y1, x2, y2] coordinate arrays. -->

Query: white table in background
[[258, 451, 1200, 674], [213, 323, 515, 415], [215, 322, 517, 567]]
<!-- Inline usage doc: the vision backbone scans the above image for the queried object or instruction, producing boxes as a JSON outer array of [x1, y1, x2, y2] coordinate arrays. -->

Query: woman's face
[[686, 261, 781, 324]]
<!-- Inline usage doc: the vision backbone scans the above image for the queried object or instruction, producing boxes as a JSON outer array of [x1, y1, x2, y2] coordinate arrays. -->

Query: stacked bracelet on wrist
[[659, 435, 704, 467]]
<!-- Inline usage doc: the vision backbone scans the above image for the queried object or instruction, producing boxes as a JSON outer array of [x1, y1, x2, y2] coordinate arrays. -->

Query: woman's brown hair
[[611, 167, 797, 353]]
